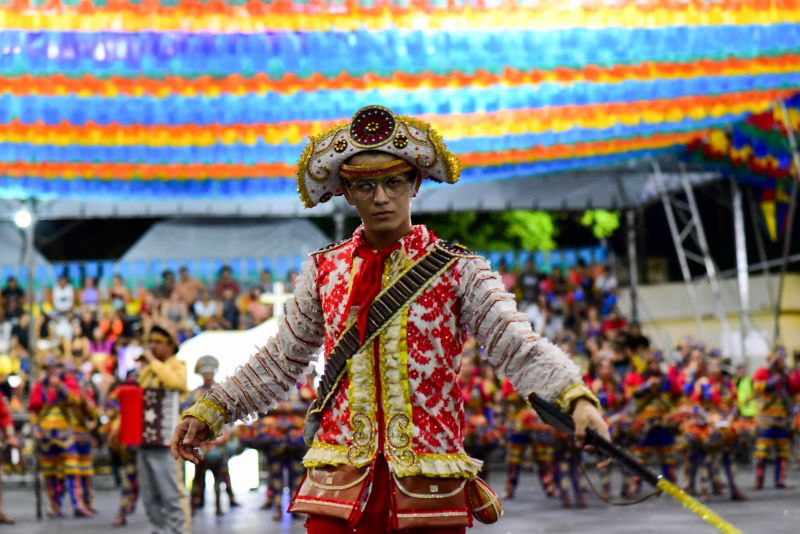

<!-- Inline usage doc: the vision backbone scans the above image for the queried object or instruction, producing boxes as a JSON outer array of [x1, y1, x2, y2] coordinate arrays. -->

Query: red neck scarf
[[347, 241, 402, 343]]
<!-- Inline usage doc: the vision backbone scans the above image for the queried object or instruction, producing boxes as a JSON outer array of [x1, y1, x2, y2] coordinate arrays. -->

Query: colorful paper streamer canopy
[[0, 0, 799, 201]]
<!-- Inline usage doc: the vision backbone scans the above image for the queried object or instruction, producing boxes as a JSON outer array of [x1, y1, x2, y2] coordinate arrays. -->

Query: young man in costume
[[173, 106, 610, 532]]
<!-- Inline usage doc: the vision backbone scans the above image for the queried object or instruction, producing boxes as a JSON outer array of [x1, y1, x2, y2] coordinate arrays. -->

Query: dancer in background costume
[[460, 346, 502, 483], [265, 379, 314, 521], [689, 355, 747, 501], [29, 358, 93, 518], [0, 394, 19, 524], [752, 347, 800, 490], [70, 368, 100, 514], [175, 106, 609, 534], [183, 356, 240, 516], [590, 358, 630, 501], [625, 351, 682, 493], [106, 371, 141, 528], [502, 377, 555, 500]]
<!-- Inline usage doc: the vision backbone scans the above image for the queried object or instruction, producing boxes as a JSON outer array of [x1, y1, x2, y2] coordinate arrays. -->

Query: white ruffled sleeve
[[183, 256, 325, 435], [457, 256, 597, 412]]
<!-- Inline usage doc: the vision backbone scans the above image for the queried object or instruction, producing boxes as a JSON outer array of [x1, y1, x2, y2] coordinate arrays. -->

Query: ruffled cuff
[[183, 398, 229, 437], [554, 382, 600, 414]]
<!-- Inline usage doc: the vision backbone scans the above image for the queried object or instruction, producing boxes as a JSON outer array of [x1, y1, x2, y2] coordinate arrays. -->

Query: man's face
[[202, 371, 214, 386], [341, 153, 421, 235], [179, 269, 189, 280], [149, 337, 173, 360]]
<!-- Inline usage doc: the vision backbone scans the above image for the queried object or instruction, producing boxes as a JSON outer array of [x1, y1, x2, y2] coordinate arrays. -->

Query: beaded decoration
[[296, 105, 461, 208]]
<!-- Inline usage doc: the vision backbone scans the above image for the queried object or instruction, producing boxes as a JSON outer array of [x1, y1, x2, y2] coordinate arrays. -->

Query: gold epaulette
[[310, 237, 354, 257], [434, 240, 480, 259]]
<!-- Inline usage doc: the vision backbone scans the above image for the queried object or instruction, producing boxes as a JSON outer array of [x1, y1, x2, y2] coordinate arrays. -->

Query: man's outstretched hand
[[171, 416, 212, 464], [572, 398, 612, 468]]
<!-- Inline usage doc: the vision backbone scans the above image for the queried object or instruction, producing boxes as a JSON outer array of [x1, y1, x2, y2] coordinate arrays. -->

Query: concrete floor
[[0, 465, 796, 533]]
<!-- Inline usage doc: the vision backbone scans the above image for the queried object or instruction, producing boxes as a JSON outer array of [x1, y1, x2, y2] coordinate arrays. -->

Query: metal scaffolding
[[653, 161, 731, 352]]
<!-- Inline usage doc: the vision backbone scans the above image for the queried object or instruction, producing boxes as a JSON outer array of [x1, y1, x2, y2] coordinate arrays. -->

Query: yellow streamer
[[656, 478, 743, 534], [0, 6, 797, 32], [0, 99, 778, 148]]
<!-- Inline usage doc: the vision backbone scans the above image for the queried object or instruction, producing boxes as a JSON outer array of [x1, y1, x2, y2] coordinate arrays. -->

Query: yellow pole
[[656, 477, 743, 534]]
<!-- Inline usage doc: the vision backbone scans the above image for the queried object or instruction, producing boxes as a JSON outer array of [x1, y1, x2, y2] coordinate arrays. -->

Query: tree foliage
[[423, 209, 620, 251], [424, 210, 557, 251], [579, 210, 621, 239]]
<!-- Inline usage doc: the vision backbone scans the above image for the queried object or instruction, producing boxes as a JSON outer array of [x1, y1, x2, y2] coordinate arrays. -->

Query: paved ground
[[0, 465, 797, 533]]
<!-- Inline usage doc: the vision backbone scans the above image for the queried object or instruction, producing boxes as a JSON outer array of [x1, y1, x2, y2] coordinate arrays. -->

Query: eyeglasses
[[346, 175, 415, 201]]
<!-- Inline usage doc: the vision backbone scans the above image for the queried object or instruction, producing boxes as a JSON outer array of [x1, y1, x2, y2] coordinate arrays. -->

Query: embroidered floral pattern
[[189, 225, 587, 480]]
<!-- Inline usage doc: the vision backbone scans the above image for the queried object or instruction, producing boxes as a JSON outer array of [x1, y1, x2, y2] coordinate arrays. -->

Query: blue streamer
[[1, 25, 797, 78], [5, 75, 797, 125]]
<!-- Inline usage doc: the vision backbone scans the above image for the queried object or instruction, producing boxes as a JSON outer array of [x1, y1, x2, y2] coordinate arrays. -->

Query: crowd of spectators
[[0, 264, 303, 415], [0, 256, 632, 410]]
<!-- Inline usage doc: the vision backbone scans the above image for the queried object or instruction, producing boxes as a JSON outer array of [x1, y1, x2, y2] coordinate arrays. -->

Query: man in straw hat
[[173, 106, 609, 532], [139, 325, 189, 533]]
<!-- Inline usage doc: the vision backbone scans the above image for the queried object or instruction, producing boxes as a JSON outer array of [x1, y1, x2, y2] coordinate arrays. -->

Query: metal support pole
[[22, 199, 42, 520], [773, 101, 800, 345], [654, 163, 705, 338], [746, 186, 775, 309], [679, 164, 730, 350], [626, 209, 639, 323], [731, 178, 750, 363]]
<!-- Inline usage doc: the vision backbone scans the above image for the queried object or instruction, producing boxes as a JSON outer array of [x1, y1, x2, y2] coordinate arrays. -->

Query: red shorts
[[304, 455, 468, 534]]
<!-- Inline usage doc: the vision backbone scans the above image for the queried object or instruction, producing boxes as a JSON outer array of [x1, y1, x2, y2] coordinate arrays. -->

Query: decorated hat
[[148, 324, 178, 348], [296, 105, 462, 208], [195, 355, 219, 376]]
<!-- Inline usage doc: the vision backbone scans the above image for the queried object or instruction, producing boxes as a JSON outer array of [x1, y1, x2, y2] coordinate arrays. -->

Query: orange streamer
[[0, 130, 713, 180], [2, 55, 798, 98]]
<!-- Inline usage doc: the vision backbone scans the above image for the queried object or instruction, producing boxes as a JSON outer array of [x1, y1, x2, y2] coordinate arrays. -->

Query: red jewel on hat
[[350, 106, 397, 147]]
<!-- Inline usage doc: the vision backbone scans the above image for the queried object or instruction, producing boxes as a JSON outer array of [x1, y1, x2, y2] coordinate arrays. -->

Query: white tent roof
[[121, 218, 330, 262], [0, 168, 720, 220]]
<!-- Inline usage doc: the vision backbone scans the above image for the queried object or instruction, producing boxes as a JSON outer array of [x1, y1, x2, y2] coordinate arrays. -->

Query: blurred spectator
[[1, 277, 24, 320], [285, 269, 299, 294], [88, 327, 114, 372], [244, 288, 272, 328], [595, 264, 618, 297], [625, 322, 650, 352], [516, 258, 540, 305], [497, 259, 517, 293], [193, 288, 217, 329], [218, 287, 240, 330], [582, 306, 603, 343], [155, 269, 176, 299], [214, 265, 240, 299], [257, 269, 273, 295], [110, 274, 131, 308], [602, 308, 627, 337], [80, 276, 99, 310], [52, 274, 75, 315], [53, 310, 75, 342], [99, 308, 125, 343], [10, 314, 31, 354], [160, 291, 188, 326], [65, 322, 90, 365], [524, 295, 548, 334], [79, 307, 98, 339], [175, 266, 204, 306]]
